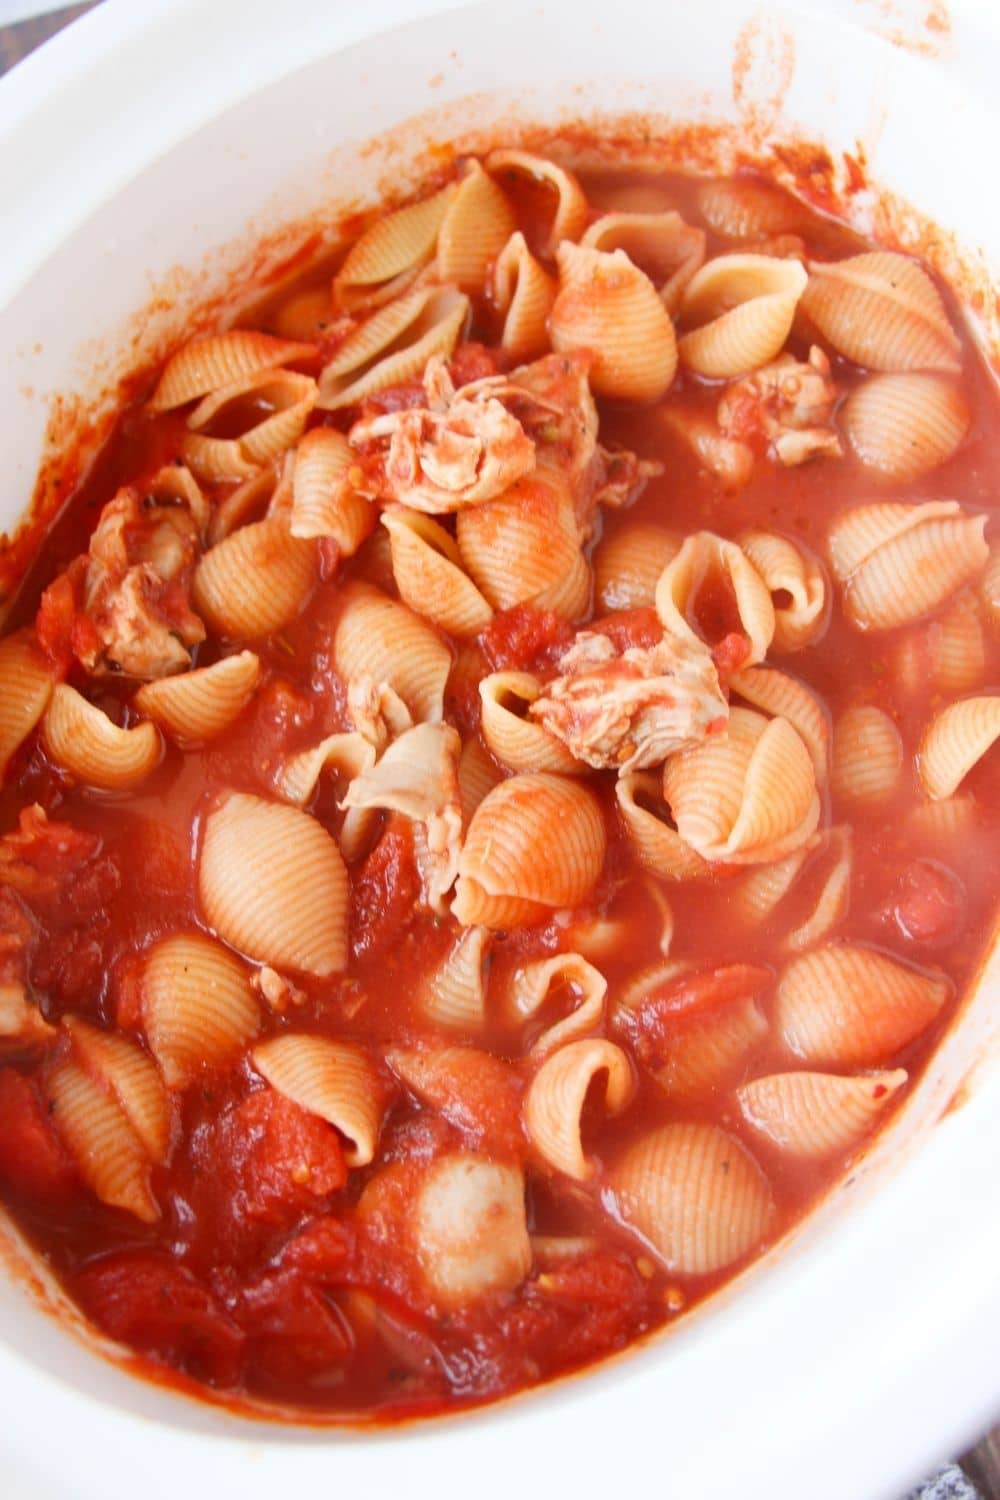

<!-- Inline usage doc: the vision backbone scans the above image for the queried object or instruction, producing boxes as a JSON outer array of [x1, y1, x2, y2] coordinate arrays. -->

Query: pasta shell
[[148, 331, 317, 411], [843, 373, 969, 481], [192, 518, 316, 639], [41, 685, 162, 792], [317, 286, 469, 410], [456, 469, 581, 613], [828, 501, 988, 631], [333, 182, 456, 311], [895, 591, 987, 698], [44, 1059, 158, 1223], [382, 507, 493, 637], [906, 794, 981, 845], [143, 463, 210, 537], [411, 1152, 531, 1305], [615, 772, 712, 881], [0, 630, 53, 779], [490, 231, 556, 361], [274, 729, 374, 807], [608, 1122, 774, 1274], [981, 545, 1000, 630], [678, 255, 807, 378], [800, 251, 961, 372], [523, 1038, 633, 1181], [64, 1017, 171, 1164], [206, 460, 287, 545], [332, 581, 452, 723], [737, 1068, 907, 1159], [452, 772, 606, 929], [140, 931, 260, 1087], [419, 926, 490, 1031], [200, 792, 349, 976], [290, 428, 375, 551], [918, 695, 1000, 800], [457, 736, 503, 826], [738, 531, 826, 652], [594, 524, 681, 612], [660, 405, 754, 491], [532, 548, 591, 620], [512, 952, 608, 1059], [734, 842, 815, 922], [550, 242, 678, 402], [479, 671, 582, 775], [831, 705, 903, 805], [484, 149, 588, 257], [654, 997, 768, 1104], [782, 825, 853, 954], [133, 650, 261, 746], [182, 370, 317, 482], [775, 943, 949, 1065], [662, 706, 819, 865], [252, 1034, 383, 1167], [696, 177, 804, 240], [655, 531, 775, 665], [581, 210, 706, 313], [730, 666, 829, 784], [437, 159, 516, 291]]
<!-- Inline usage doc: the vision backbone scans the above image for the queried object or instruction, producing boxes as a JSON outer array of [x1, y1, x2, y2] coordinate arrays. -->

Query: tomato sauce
[[0, 160, 998, 1423]]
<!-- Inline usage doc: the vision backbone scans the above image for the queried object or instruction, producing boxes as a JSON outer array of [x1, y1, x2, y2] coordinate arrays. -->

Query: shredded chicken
[[529, 631, 728, 773], [252, 965, 306, 1014], [592, 444, 664, 512], [717, 346, 843, 467], [348, 358, 536, 513], [341, 722, 463, 912], [74, 486, 206, 678], [0, 878, 53, 1052]]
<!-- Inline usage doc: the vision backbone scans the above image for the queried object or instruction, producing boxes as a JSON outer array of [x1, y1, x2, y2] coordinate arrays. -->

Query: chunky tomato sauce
[[0, 158, 998, 1422]]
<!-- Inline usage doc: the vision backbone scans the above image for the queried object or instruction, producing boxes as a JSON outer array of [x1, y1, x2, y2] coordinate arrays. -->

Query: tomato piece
[[615, 962, 773, 1063], [480, 604, 574, 672], [0, 1070, 78, 1202], [448, 341, 503, 387], [73, 1251, 245, 1387], [886, 859, 966, 947], [394, 1049, 525, 1160], [587, 607, 663, 654], [351, 820, 420, 962], [712, 631, 752, 682], [239, 1271, 353, 1387], [532, 1251, 644, 1310], [279, 1216, 356, 1280], [222, 1089, 348, 1225]]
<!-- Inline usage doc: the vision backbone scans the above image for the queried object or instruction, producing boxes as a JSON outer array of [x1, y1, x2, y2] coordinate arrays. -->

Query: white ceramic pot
[[0, 3, 998, 1497]]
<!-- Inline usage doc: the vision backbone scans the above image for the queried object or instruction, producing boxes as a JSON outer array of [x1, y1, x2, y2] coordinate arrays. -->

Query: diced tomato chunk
[[279, 1216, 356, 1279], [481, 605, 574, 672], [587, 607, 663, 654], [239, 1270, 353, 1386], [614, 962, 773, 1064], [886, 859, 966, 947], [221, 1088, 348, 1225], [0, 1069, 78, 1202], [73, 1251, 245, 1387], [712, 631, 752, 682], [351, 821, 420, 961]]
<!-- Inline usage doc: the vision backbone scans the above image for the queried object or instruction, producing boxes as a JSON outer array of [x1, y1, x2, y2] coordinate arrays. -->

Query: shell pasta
[[0, 145, 996, 1428]]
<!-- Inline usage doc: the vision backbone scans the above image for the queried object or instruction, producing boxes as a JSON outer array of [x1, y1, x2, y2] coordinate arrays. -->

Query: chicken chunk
[[529, 630, 728, 773], [348, 358, 536, 513], [41, 486, 206, 680], [717, 346, 843, 467]]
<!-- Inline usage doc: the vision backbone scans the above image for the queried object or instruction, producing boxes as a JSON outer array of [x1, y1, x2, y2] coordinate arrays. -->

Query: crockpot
[[0, 2, 998, 1497]]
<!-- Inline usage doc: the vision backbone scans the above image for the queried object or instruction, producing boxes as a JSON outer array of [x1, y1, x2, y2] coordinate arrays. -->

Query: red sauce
[[0, 158, 998, 1424]]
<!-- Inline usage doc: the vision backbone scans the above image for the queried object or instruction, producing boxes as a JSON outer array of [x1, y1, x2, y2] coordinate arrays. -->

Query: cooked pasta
[[1, 146, 997, 1427], [550, 243, 678, 402], [842, 372, 969, 480], [677, 254, 807, 378], [134, 650, 261, 745], [800, 251, 961, 372], [828, 500, 988, 631]]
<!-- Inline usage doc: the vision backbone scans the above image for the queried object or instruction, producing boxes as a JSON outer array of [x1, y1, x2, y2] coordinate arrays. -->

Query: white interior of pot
[[0, 2, 998, 1498]]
